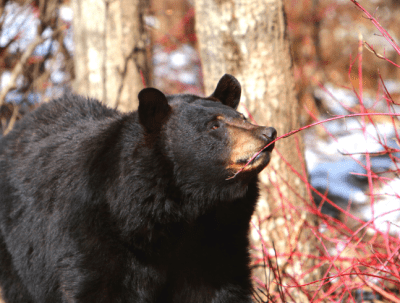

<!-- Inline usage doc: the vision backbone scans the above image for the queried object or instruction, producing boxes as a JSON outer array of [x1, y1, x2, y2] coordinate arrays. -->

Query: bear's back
[[0, 94, 124, 160], [11, 94, 119, 139]]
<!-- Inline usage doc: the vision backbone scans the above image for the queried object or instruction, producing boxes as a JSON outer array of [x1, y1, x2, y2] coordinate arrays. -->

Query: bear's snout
[[259, 126, 277, 152], [226, 124, 276, 173], [261, 127, 277, 141]]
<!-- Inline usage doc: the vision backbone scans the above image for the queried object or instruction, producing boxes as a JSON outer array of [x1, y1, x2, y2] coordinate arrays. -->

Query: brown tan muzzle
[[227, 120, 277, 173]]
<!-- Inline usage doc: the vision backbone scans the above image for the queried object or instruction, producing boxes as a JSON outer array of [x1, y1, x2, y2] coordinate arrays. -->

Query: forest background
[[0, 0, 399, 302]]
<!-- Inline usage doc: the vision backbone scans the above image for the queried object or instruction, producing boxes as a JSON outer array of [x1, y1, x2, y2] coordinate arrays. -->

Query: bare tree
[[72, 0, 149, 112], [195, 0, 320, 300], [0, 0, 73, 134]]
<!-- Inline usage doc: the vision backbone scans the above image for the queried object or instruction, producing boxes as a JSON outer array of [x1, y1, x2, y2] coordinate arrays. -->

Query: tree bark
[[72, 0, 149, 112], [195, 0, 319, 300]]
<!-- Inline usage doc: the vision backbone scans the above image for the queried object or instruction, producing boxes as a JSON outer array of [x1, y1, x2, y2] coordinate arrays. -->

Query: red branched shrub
[[251, 2, 400, 302]]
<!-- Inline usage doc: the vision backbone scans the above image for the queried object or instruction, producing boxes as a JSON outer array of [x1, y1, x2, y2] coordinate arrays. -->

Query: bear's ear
[[138, 88, 171, 132], [209, 74, 241, 110]]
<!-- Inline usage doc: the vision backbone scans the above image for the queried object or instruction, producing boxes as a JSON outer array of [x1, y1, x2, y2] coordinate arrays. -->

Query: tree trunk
[[195, 0, 319, 300], [72, 0, 149, 112]]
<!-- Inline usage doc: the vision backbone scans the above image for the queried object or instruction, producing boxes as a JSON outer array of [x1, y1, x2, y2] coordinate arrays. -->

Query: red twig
[[140, 69, 146, 88], [227, 112, 400, 180]]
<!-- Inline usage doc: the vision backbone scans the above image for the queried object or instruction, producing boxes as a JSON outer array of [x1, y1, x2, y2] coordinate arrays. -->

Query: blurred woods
[[0, 0, 400, 302]]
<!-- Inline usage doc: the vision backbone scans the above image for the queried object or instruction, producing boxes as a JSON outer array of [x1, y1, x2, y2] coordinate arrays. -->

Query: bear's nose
[[262, 127, 277, 140]]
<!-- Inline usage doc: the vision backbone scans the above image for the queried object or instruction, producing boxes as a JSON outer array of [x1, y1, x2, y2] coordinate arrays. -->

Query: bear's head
[[138, 74, 276, 201]]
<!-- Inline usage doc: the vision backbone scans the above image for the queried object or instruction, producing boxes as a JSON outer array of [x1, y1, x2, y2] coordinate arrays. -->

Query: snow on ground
[[358, 176, 400, 235], [307, 84, 400, 235]]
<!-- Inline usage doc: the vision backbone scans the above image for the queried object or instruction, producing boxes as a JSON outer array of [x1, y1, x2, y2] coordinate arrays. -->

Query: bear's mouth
[[236, 142, 275, 166], [226, 152, 271, 179], [236, 152, 268, 167], [226, 138, 276, 177]]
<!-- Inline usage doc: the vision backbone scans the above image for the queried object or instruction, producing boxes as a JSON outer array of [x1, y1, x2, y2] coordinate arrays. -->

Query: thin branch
[[364, 41, 400, 67], [0, 34, 44, 106], [3, 104, 19, 135], [351, 0, 400, 55], [0, 22, 67, 106]]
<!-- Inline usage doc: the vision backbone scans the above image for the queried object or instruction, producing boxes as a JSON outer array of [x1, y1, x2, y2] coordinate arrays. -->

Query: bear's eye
[[210, 121, 221, 130]]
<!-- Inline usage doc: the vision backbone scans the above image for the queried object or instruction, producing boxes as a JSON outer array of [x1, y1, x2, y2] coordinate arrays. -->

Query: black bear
[[0, 74, 276, 303]]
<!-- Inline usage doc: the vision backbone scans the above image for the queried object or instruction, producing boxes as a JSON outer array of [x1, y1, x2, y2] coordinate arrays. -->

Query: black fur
[[0, 74, 275, 303]]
